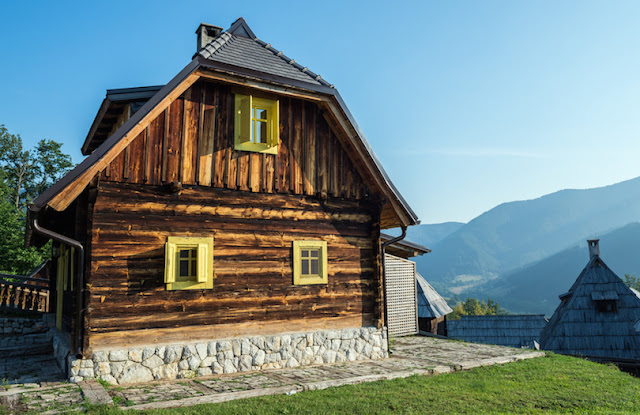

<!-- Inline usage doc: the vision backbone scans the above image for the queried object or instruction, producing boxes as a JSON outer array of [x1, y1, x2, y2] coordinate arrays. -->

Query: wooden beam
[[88, 314, 374, 350]]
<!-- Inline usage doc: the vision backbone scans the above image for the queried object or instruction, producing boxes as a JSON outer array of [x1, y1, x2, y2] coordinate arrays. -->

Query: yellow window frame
[[234, 94, 279, 154], [293, 240, 328, 285], [164, 236, 214, 290]]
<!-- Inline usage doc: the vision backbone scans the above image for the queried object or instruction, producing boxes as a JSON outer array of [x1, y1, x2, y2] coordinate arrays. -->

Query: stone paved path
[[0, 336, 545, 413]]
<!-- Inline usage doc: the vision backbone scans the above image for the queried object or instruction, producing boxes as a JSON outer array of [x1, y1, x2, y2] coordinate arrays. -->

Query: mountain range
[[410, 176, 640, 316]]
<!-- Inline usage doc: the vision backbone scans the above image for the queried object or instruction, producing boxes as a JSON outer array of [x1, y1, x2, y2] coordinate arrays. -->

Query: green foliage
[[624, 274, 640, 291], [0, 124, 73, 274], [448, 297, 508, 320]]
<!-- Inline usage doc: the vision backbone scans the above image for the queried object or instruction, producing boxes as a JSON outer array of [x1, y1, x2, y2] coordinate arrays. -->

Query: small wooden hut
[[540, 239, 640, 364], [416, 272, 452, 335], [26, 18, 420, 384]]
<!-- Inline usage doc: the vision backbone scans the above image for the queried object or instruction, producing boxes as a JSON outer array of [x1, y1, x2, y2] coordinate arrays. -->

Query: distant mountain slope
[[406, 222, 464, 247], [416, 176, 640, 285], [477, 222, 640, 316]]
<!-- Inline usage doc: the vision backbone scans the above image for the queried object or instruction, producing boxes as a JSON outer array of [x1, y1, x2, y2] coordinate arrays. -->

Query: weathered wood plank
[[165, 97, 184, 184], [198, 86, 215, 186], [304, 101, 316, 196], [181, 84, 200, 185], [291, 99, 303, 194]]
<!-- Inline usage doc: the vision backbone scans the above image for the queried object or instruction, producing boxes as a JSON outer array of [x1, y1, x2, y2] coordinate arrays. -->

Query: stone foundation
[[65, 327, 388, 385]]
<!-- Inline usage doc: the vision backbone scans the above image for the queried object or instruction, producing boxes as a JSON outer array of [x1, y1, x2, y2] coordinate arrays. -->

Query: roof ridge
[[253, 37, 333, 88], [198, 32, 233, 60]]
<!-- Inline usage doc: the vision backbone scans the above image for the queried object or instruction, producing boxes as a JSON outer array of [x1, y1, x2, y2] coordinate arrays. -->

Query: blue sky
[[2, 1, 640, 223]]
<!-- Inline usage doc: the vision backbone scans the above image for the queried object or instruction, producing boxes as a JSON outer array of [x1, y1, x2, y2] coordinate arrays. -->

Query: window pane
[[179, 260, 189, 277], [301, 259, 309, 275], [301, 250, 308, 257], [310, 250, 319, 258], [310, 259, 319, 275], [258, 121, 267, 143], [191, 259, 197, 276], [256, 108, 267, 120], [180, 250, 189, 258]]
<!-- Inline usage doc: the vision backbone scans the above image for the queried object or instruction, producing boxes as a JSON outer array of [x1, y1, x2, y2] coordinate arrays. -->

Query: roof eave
[[81, 97, 111, 156], [31, 58, 202, 213]]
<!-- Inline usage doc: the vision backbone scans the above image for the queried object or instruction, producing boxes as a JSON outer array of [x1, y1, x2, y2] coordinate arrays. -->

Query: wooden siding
[[86, 182, 378, 346], [100, 81, 369, 201]]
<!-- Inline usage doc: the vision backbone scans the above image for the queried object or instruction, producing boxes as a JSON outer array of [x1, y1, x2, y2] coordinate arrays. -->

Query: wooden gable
[[100, 80, 370, 201]]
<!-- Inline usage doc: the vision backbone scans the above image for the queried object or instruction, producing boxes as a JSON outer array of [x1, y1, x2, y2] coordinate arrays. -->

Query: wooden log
[[88, 314, 374, 349]]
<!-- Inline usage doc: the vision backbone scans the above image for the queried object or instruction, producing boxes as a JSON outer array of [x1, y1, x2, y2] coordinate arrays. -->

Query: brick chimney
[[196, 23, 223, 52], [588, 239, 600, 259]]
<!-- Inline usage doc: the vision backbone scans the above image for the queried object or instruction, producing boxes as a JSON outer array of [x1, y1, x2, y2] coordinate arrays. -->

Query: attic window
[[595, 300, 617, 313], [234, 94, 279, 154]]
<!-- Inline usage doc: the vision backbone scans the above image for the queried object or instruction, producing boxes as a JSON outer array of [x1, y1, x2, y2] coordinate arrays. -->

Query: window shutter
[[164, 241, 176, 283], [271, 100, 280, 147], [197, 243, 208, 283], [235, 94, 251, 144]]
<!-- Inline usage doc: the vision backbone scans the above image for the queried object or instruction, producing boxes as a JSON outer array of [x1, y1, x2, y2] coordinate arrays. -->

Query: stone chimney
[[588, 239, 600, 259], [196, 23, 223, 52]]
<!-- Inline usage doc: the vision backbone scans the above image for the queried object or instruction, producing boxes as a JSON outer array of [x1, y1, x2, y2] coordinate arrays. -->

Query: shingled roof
[[198, 19, 331, 87], [416, 272, 452, 319], [540, 242, 640, 361], [448, 315, 548, 348], [30, 18, 418, 230]]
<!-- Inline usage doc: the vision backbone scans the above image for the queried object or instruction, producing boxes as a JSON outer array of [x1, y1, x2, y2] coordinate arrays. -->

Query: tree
[[0, 124, 73, 274], [0, 124, 72, 210], [624, 274, 640, 291], [448, 297, 509, 320]]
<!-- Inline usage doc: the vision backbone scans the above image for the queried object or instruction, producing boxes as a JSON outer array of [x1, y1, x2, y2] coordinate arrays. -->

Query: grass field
[[8, 353, 640, 414]]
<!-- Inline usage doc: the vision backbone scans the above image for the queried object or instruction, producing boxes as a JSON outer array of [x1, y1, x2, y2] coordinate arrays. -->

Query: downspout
[[380, 225, 407, 353], [32, 218, 85, 358]]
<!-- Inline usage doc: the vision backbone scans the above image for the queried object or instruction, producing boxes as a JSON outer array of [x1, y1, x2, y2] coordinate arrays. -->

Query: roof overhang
[[381, 233, 430, 258], [30, 56, 419, 230], [82, 85, 164, 155]]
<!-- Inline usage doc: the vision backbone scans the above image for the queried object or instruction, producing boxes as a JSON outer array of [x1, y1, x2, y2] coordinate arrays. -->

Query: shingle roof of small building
[[447, 315, 548, 348], [198, 19, 331, 87], [416, 272, 452, 319], [540, 253, 640, 361]]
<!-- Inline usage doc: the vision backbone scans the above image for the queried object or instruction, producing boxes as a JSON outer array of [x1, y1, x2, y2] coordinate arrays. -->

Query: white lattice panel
[[384, 254, 418, 337]]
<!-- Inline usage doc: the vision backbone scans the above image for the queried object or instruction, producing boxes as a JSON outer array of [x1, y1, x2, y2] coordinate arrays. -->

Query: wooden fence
[[0, 273, 50, 313]]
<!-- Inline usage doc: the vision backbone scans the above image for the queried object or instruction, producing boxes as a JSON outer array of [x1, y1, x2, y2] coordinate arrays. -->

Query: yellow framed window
[[235, 94, 279, 154], [293, 240, 328, 285], [164, 236, 214, 290]]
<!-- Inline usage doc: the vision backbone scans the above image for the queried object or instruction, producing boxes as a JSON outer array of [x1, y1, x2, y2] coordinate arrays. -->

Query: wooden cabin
[[27, 18, 419, 384], [540, 239, 640, 366], [416, 272, 452, 335]]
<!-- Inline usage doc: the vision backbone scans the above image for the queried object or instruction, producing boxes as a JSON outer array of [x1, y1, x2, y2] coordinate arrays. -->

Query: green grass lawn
[[30, 353, 640, 414]]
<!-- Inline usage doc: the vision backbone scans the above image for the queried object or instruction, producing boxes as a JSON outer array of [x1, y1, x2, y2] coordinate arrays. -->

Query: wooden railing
[[0, 273, 50, 313]]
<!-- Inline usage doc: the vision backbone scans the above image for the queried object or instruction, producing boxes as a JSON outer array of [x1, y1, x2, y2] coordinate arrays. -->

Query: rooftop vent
[[196, 23, 223, 52], [587, 239, 600, 259]]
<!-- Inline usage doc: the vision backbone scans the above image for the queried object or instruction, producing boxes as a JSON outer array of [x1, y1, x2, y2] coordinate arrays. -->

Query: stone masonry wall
[[67, 327, 388, 385], [0, 316, 47, 335]]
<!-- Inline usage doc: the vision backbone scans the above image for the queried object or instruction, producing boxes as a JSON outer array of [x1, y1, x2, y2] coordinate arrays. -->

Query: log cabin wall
[[100, 80, 369, 200], [86, 182, 379, 349]]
